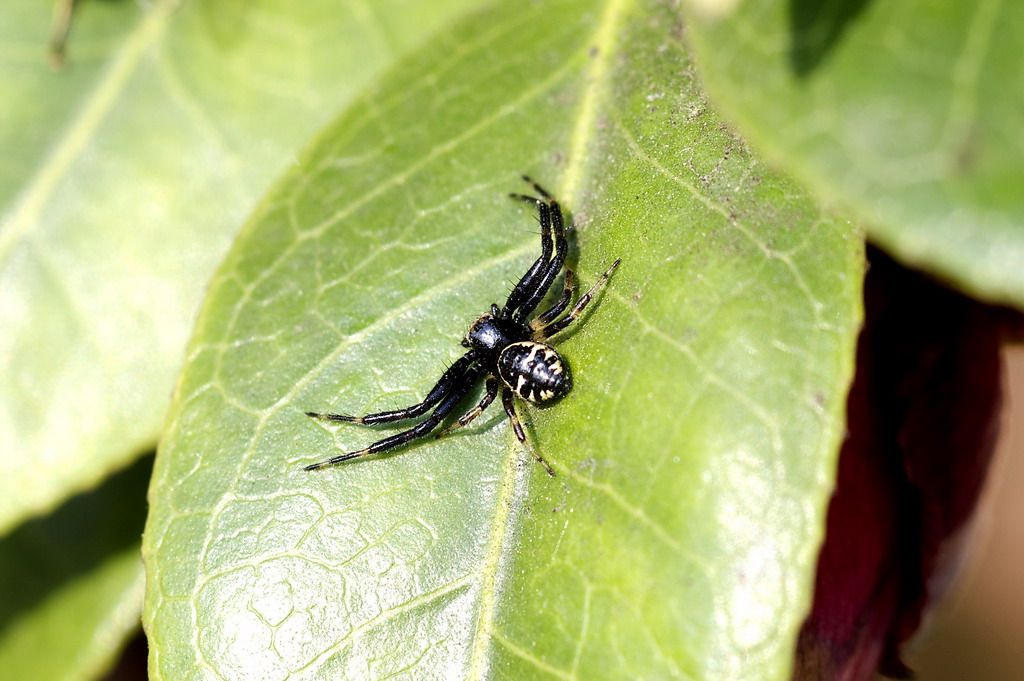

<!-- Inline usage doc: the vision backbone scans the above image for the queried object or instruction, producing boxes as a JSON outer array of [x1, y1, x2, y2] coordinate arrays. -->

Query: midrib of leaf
[[466, 0, 630, 676], [559, 0, 629, 200], [0, 0, 176, 261]]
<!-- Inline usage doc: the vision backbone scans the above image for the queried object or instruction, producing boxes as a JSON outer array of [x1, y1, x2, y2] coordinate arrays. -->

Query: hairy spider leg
[[531, 269, 576, 330], [502, 199, 552, 317], [507, 175, 555, 207], [502, 174, 560, 317], [513, 193, 567, 324], [508, 193, 544, 205], [435, 376, 500, 438], [305, 352, 476, 425], [539, 258, 622, 339], [501, 386, 526, 442], [501, 388, 555, 476], [305, 367, 484, 470]]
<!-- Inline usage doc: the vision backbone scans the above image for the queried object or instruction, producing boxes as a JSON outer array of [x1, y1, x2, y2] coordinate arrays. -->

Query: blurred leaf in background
[[681, 0, 1024, 307], [680, 1, 1024, 678]]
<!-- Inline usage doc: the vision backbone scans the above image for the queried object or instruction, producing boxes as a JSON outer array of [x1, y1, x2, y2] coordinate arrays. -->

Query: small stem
[[49, 0, 77, 69]]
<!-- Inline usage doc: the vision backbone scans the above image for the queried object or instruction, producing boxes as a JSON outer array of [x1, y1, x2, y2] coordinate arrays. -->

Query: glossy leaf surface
[[144, 1, 864, 678], [0, 0, 481, 534], [682, 0, 1024, 306]]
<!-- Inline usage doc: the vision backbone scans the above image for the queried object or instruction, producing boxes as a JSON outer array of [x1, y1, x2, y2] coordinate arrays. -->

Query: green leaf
[[681, 0, 1024, 307], [0, 0, 483, 534], [0, 455, 150, 681], [144, 0, 863, 678]]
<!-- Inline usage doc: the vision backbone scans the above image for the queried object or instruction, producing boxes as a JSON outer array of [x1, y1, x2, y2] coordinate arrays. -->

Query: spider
[[304, 176, 620, 475]]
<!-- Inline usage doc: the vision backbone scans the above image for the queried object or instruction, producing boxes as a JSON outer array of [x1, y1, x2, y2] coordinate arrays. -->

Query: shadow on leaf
[[0, 453, 151, 636], [789, 0, 874, 76]]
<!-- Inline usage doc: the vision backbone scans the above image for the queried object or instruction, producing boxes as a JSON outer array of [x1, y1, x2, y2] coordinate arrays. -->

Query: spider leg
[[508, 193, 544, 205], [502, 199, 552, 317], [305, 367, 484, 470], [538, 258, 621, 340], [502, 174, 564, 318], [512, 192, 568, 324], [531, 269, 575, 330], [305, 352, 475, 425], [507, 175, 555, 205], [435, 376, 500, 438], [520, 175, 555, 200], [501, 388, 555, 476]]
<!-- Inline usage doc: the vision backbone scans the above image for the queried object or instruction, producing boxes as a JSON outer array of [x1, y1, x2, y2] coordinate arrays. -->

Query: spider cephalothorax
[[464, 313, 570, 402], [305, 176, 620, 475]]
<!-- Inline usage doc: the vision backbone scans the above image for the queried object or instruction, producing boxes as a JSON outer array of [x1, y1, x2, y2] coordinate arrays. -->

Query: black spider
[[304, 176, 620, 475]]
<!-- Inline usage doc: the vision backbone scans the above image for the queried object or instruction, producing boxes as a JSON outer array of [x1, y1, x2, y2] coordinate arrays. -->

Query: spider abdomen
[[497, 341, 571, 403]]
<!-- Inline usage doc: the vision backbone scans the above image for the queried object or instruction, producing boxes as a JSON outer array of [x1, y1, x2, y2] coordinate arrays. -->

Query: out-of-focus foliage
[[683, 0, 1024, 306]]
